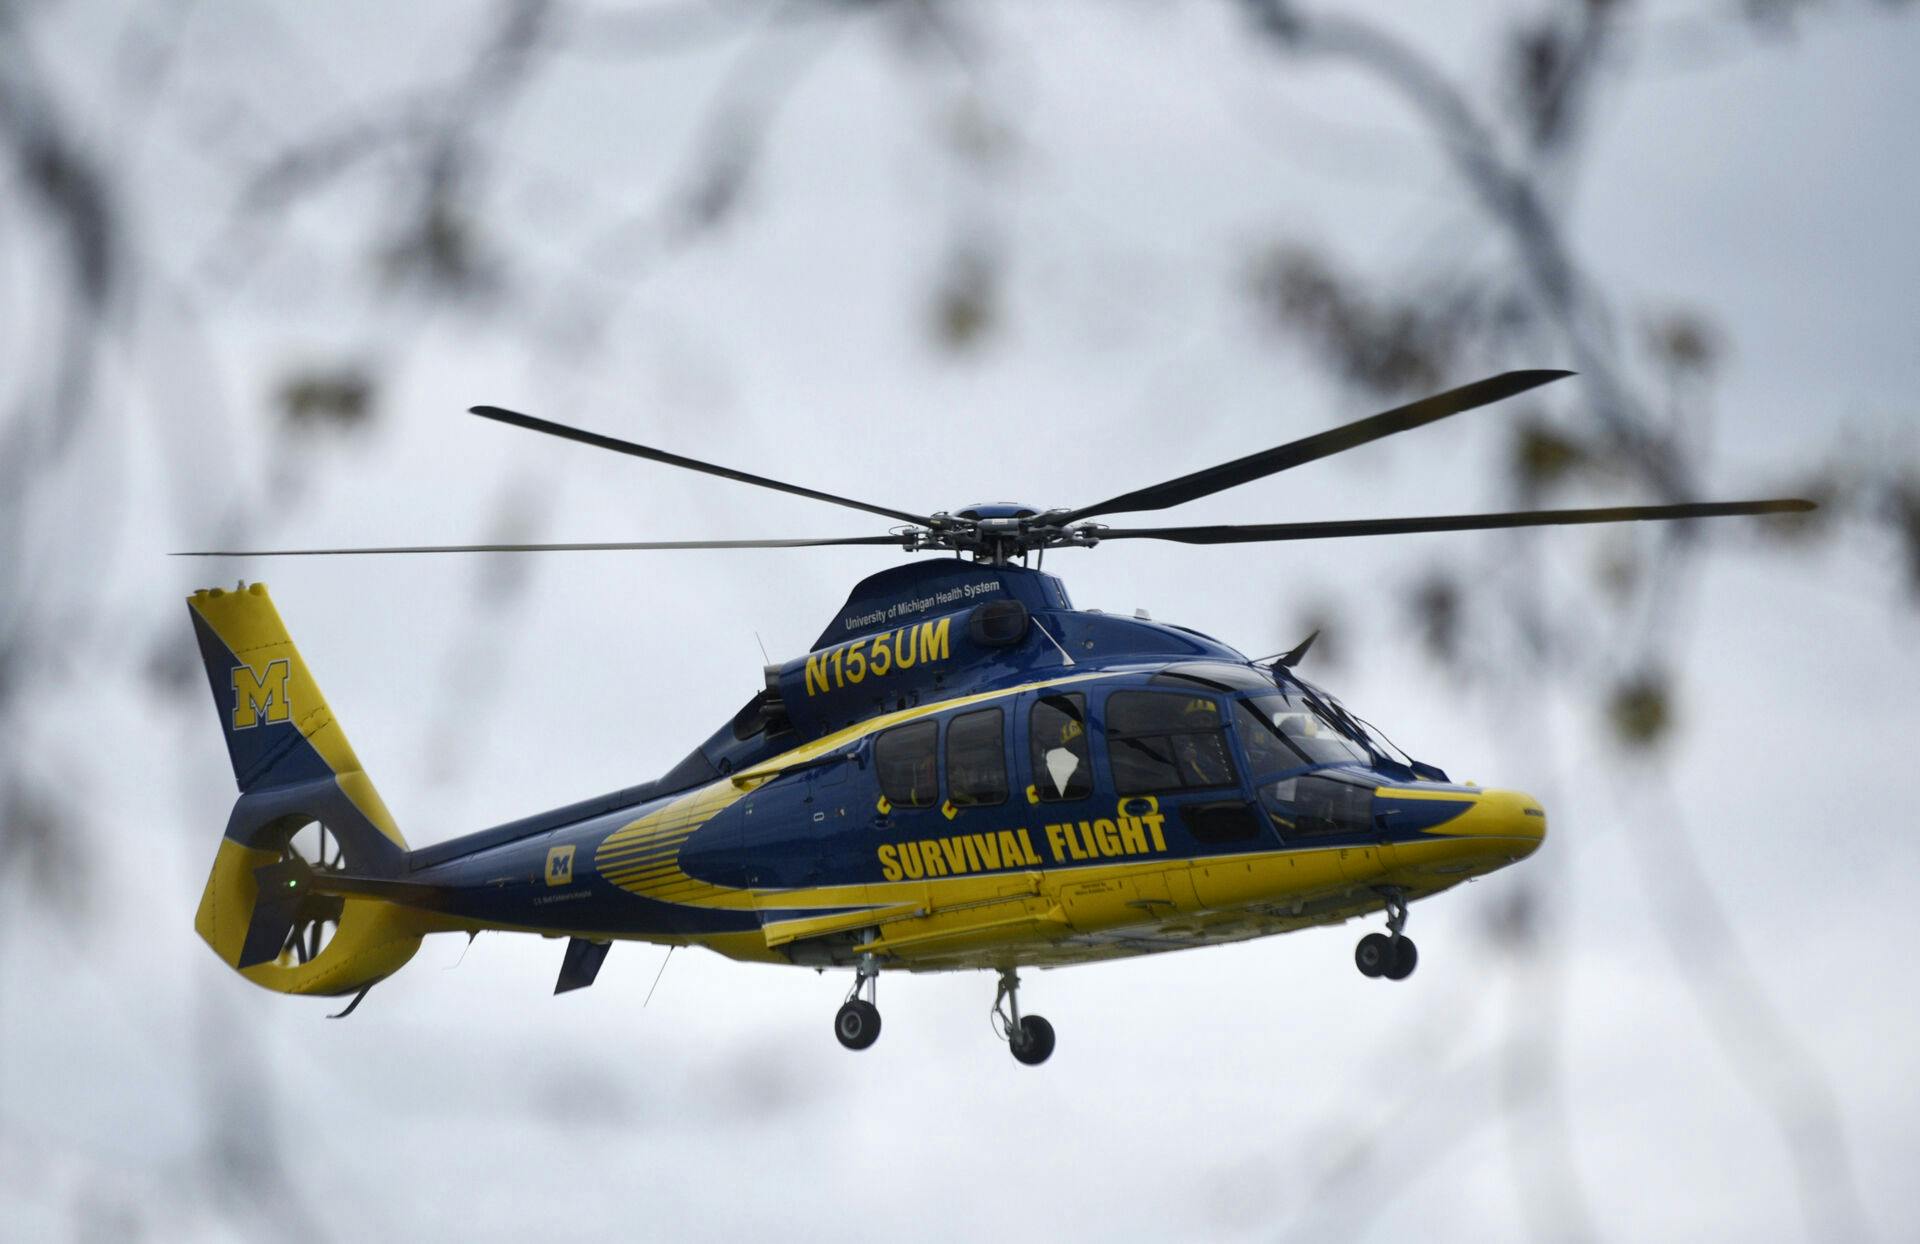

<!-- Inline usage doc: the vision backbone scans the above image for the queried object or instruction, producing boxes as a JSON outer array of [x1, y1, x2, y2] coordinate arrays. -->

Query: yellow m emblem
[[231, 659, 292, 730], [546, 846, 576, 887]]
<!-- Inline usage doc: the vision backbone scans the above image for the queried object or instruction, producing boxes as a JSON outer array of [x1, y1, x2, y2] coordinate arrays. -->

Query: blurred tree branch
[[1236, 1, 1907, 1239], [2, 1, 1910, 1237]]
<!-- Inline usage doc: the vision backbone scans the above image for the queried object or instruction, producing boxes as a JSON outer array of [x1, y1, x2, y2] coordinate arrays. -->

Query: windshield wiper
[[1341, 706, 1415, 768], [1295, 686, 1386, 767]]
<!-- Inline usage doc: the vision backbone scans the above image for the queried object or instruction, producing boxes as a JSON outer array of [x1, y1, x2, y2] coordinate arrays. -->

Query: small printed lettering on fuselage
[[805, 617, 951, 698], [876, 813, 1171, 882]]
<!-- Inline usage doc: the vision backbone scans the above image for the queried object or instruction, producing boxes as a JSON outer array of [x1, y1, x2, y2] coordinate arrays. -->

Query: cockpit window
[[1234, 692, 1369, 770], [1105, 691, 1238, 795], [1261, 771, 1375, 838]]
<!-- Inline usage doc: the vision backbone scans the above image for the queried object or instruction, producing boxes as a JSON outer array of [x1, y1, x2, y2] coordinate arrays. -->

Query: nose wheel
[[1355, 889, 1418, 981], [833, 953, 882, 1051], [834, 999, 880, 1049], [992, 968, 1056, 1065]]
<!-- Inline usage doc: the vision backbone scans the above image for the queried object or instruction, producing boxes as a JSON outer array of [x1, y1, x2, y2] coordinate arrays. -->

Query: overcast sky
[[3, 2, 1917, 1240]]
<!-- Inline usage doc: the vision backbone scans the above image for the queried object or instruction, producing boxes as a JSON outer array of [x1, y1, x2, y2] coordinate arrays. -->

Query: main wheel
[[834, 999, 881, 1051], [1355, 932, 1394, 978], [1010, 1015, 1055, 1066], [1383, 936, 1418, 981]]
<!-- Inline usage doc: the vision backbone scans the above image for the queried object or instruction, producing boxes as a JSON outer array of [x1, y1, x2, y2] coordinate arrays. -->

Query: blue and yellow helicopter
[[183, 371, 1808, 1064]]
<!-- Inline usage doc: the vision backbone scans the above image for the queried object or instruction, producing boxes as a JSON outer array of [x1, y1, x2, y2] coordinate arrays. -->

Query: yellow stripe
[[761, 903, 924, 947], [1373, 786, 1478, 803], [592, 668, 1128, 909], [595, 836, 695, 867], [605, 863, 685, 886]]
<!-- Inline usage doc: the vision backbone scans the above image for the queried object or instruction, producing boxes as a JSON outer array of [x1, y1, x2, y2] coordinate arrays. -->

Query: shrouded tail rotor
[[189, 583, 434, 997]]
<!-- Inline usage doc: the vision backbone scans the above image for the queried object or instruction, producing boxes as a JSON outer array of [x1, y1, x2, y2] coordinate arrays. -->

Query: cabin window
[[875, 720, 939, 809], [1029, 693, 1092, 801], [947, 708, 1008, 807], [1105, 691, 1238, 795]]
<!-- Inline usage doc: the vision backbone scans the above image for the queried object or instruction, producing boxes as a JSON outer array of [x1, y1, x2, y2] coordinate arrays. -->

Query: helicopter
[[183, 370, 1809, 1064]]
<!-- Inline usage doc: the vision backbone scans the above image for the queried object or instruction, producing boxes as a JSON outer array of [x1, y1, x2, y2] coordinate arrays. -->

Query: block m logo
[[231, 659, 292, 730], [546, 846, 576, 887]]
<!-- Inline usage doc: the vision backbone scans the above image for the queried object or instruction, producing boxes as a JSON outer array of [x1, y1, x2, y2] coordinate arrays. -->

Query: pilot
[[1172, 698, 1230, 787]]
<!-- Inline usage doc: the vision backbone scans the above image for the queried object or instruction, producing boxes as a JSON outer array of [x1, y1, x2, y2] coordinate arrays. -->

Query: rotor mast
[[910, 506, 1105, 566]]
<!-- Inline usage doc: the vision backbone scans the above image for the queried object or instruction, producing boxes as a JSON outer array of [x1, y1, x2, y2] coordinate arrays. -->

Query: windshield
[[1234, 691, 1370, 772]]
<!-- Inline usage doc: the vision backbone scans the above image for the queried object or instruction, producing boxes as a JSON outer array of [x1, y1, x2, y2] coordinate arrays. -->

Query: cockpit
[[1233, 688, 1372, 771], [1232, 677, 1392, 840], [1149, 660, 1400, 778]]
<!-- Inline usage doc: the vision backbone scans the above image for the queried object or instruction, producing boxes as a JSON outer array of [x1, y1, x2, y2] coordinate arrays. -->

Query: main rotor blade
[[470, 405, 935, 527], [172, 536, 903, 556], [1063, 370, 1573, 523], [1093, 498, 1815, 545]]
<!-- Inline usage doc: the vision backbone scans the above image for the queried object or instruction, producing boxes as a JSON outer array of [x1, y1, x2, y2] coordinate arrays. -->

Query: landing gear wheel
[[1010, 1015, 1055, 1066], [1355, 932, 1393, 978], [834, 999, 881, 1050], [992, 968, 1056, 1066], [1357, 887, 1417, 982]]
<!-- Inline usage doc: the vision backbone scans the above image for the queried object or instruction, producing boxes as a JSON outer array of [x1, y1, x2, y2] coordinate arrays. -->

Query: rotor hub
[[905, 508, 1103, 564]]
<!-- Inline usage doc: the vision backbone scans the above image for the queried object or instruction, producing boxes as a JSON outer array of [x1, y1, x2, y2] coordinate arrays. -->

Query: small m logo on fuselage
[[231, 659, 292, 730], [546, 846, 576, 887]]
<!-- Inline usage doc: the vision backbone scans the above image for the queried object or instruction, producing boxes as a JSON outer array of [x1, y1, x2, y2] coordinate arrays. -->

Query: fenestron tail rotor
[[174, 372, 1818, 562], [278, 822, 346, 968]]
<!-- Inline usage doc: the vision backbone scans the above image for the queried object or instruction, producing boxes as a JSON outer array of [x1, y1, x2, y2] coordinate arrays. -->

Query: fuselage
[[400, 562, 1546, 972]]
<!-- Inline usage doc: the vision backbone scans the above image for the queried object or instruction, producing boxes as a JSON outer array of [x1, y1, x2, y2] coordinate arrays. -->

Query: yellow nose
[[1493, 788, 1546, 837], [1408, 787, 1546, 851]]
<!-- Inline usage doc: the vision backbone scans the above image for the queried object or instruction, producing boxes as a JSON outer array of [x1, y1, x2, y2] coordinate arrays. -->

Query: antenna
[[644, 946, 675, 1007]]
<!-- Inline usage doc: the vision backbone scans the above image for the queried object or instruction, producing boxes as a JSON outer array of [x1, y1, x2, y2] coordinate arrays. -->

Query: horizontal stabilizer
[[237, 856, 314, 968], [555, 937, 612, 994], [236, 855, 448, 970]]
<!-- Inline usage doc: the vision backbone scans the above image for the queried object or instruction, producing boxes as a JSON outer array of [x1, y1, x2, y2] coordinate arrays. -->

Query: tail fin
[[188, 583, 428, 997]]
